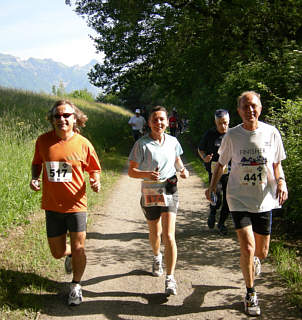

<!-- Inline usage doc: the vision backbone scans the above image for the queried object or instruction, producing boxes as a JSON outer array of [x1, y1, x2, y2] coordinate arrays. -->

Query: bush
[[267, 98, 302, 232], [69, 88, 95, 102]]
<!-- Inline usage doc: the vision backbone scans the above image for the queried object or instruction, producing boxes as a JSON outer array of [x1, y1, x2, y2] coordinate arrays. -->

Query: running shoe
[[68, 283, 82, 306], [244, 291, 261, 316], [152, 254, 163, 277], [207, 212, 216, 229], [64, 255, 72, 274], [165, 276, 177, 296], [254, 256, 261, 276]]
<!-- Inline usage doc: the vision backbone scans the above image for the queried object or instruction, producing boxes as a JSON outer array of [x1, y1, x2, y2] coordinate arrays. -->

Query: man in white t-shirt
[[205, 91, 288, 316], [128, 109, 146, 141]]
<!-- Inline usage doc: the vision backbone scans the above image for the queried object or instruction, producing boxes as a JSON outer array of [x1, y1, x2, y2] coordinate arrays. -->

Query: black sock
[[72, 280, 80, 284], [246, 287, 255, 297]]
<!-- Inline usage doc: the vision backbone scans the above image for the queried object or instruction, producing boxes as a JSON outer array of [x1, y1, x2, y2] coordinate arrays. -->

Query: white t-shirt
[[128, 133, 183, 181], [218, 122, 286, 213], [128, 115, 146, 131]]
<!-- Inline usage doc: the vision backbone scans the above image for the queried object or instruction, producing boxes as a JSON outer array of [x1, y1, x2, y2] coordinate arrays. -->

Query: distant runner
[[128, 109, 146, 141], [128, 106, 189, 296], [30, 100, 101, 306], [205, 91, 288, 316]]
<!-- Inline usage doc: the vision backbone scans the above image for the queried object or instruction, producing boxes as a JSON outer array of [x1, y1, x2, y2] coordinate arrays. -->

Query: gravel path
[[40, 164, 299, 320]]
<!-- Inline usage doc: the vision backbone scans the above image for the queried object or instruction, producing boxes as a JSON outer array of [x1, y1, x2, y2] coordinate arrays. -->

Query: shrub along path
[[40, 164, 299, 320]]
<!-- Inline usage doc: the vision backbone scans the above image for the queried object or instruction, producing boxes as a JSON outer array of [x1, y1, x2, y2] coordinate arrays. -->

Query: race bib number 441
[[239, 165, 267, 186], [46, 161, 72, 182]]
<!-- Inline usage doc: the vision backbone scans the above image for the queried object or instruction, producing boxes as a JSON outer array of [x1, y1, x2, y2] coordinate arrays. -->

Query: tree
[[66, 0, 301, 116]]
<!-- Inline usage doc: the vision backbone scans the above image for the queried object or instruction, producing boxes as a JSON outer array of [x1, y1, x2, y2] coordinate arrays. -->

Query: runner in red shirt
[[30, 100, 101, 306]]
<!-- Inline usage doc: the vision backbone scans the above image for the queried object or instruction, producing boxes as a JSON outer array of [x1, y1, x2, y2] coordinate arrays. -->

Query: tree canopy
[[67, 1, 301, 115]]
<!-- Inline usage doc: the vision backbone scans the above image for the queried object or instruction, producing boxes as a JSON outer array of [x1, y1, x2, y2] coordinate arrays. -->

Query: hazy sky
[[0, 0, 103, 66]]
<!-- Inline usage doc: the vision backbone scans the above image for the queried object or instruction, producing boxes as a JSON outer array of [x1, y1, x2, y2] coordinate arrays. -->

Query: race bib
[[211, 161, 228, 174], [239, 165, 267, 186], [142, 181, 173, 207], [46, 161, 72, 182]]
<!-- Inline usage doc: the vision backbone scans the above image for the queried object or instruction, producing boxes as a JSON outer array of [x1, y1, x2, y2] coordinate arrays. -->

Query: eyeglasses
[[54, 113, 74, 119]]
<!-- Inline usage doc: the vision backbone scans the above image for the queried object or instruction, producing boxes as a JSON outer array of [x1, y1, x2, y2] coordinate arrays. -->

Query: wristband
[[277, 177, 285, 183]]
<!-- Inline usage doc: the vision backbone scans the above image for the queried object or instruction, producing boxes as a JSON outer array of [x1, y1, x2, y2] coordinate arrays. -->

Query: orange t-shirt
[[32, 130, 101, 213]]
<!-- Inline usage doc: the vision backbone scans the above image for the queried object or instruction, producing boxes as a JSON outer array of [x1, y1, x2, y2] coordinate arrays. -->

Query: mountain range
[[0, 53, 101, 96]]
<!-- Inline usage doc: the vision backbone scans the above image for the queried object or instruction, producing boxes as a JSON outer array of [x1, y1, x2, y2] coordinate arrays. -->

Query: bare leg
[[69, 231, 86, 282], [254, 232, 270, 260], [236, 226, 255, 288], [161, 212, 177, 275], [48, 233, 71, 259], [147, 217, 162, 256]]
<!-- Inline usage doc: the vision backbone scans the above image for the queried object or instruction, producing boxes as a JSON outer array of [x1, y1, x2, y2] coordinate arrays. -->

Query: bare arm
[[128, 160, 160, 181], [175, 156, 189, 178], [30, 164, 42, 191], [273, 162, 288, 205], [197, 148, 213, 163], [205, 162, 225, 201], [89, 171, 101, 193]]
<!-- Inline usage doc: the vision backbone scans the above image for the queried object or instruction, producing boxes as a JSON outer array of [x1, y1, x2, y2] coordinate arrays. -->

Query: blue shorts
[[45, 211, 87, 238], [231, 211, 272, 235]]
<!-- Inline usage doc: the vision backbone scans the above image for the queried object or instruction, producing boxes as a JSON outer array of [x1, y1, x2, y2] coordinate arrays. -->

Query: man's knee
[[240, 241, 255, 258]]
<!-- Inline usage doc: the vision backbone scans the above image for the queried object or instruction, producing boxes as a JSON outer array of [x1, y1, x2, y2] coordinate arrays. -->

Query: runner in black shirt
[[198, 109, 230, 235]]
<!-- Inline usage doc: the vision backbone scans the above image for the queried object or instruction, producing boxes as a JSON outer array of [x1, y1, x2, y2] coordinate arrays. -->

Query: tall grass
[[0, 87, 134, 319], [0, 87, 133, 234]]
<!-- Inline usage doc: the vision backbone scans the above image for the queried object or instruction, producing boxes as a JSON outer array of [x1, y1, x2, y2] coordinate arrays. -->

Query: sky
[[0, 0, 103, 66]]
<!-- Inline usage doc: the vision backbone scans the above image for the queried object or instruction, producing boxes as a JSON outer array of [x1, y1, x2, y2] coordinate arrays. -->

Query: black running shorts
[[231, 210, 272, 235], [45, 211, 87, 238]]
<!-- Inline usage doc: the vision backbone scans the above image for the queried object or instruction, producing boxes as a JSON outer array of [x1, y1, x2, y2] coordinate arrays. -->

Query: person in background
[[30, 100, 101, 306], [128, 108, 146, 141], [168, 110, 178, 137], [198, 109, 230, 235], [205, 91, 288, 316], [128, 106, 189, 296]]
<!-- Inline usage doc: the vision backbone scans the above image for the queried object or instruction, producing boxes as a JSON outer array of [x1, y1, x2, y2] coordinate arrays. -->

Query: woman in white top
[[128, 106, 189, 296]]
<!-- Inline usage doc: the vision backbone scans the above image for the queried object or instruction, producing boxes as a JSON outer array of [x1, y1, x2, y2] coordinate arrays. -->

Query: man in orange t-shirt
[[30, 100, 101, 306]]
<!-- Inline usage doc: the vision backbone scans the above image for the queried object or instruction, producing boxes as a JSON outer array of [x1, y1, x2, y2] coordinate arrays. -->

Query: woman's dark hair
[[47, 100, 88, 133], [148, 106, 168, 119]]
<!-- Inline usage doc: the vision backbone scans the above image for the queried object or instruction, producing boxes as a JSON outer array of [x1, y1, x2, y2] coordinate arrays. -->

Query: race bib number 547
[[46, 161, 72, 182]]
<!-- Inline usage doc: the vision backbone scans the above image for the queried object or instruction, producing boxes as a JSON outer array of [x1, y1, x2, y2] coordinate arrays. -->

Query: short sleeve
[[32, 138, 43, 165], [128, 140, 143, 164], [218, 133, 232, 166]]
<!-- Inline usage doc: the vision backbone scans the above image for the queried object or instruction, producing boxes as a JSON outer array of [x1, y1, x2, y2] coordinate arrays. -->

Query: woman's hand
[[180, 168, 189, 179]]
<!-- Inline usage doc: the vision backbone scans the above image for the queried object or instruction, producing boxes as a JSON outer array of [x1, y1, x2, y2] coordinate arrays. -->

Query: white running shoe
[[165, 276, 177, 296], [152, 254, 163, 277], [244, 292, 261, 316], [64, 255, 72, 274], [68, 283, 82, 306], [254, 256, 261, 276]]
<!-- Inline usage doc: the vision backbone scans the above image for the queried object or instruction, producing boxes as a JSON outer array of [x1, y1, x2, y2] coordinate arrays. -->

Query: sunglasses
[[54, 113, 74, 119]]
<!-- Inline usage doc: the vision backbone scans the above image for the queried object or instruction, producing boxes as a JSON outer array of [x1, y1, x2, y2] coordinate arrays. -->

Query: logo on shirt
[[240, 155, 267, 166]]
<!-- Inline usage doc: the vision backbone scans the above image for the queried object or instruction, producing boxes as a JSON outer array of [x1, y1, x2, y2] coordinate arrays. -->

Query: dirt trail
[[40, 165, 299, 320]]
